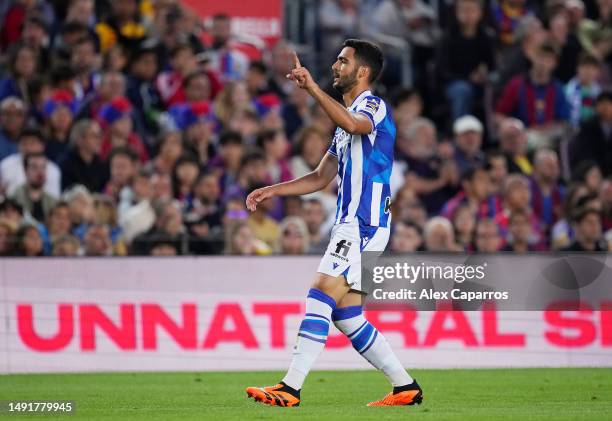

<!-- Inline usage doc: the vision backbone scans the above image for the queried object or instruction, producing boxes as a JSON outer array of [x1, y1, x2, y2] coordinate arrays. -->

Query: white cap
[[453, 115, 483, 135]]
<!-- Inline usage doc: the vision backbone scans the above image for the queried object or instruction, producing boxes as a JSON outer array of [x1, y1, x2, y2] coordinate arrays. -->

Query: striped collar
[[347, 89, 372, 110]]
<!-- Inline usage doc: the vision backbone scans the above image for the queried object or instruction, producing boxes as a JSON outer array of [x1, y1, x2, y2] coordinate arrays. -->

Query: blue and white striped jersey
[[327, 90, 395, 227]]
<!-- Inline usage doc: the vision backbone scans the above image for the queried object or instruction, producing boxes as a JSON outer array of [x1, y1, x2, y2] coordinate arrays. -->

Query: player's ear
[[358, 66, 369, 80]]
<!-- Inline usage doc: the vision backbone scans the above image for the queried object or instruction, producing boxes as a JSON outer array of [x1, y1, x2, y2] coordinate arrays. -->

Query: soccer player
[[245, 39, 422, 407]]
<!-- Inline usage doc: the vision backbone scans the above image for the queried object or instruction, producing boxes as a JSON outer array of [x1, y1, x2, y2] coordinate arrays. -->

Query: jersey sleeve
[[327, 130, 338, 157], [354, 96, 387, 133]]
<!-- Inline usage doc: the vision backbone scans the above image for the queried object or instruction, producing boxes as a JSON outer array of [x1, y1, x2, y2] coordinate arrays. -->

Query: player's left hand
[[246, 186, 276, 212], [286, 52, 316, 91]]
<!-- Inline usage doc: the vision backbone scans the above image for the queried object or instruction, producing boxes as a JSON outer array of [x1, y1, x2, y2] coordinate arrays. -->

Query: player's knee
[[311, 273, 349, 301]]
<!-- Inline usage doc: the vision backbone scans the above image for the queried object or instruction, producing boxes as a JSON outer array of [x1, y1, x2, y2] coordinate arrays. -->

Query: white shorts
[[317, 222, 390, 293]]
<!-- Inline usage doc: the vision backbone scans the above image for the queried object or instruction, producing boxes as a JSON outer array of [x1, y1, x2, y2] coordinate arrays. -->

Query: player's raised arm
[[287, 52, 373, 136], [245, 152, 337, 211]]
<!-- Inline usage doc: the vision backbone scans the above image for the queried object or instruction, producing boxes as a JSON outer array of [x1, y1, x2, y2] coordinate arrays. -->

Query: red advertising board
[[1, 257, 611, 374], [181, 0, 283, 45]]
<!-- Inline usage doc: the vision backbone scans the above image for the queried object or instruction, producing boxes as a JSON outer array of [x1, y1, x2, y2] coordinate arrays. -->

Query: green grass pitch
[[1, 368, 611, 420]]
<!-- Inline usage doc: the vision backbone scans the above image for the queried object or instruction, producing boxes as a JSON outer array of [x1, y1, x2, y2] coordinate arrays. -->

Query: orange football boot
[[367, 381, 423, 407], [246, 383, 300, 407]]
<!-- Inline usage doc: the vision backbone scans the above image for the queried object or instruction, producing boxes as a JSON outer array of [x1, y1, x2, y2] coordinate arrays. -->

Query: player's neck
[[342, 84, 371, 107]]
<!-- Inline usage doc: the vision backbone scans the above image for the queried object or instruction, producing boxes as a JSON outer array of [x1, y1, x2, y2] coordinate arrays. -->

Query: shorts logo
[[332, 262, 339, 269], [335, 240, 352, 257]]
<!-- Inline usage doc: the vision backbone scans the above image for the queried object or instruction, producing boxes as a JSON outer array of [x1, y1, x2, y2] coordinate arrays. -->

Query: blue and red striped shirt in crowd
[[496, 74, 570, 127]]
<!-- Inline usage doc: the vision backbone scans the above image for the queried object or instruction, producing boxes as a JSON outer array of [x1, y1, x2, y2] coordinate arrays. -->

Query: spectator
[[214, 80, 253, 129], [76, 71, 126, 121], [0, 127, 61, 198], [184, 70, 212, 103], [565, 53, 602, 128], [94, 0, 146, 53], [496, 41, 570, 148], [319, 0, 360, 67], [474, 218, 502, 252], [223, 153, 268, 209], [548, 5, 583, 83], [390, 221, 424, 252], [498, 117, 532, 175], [267, 41, 297, 99], [206, 13, 250, 82], [131, 199, 189, 255], [150, 242, 179, 256], [11, 152, 57, 222], [423, 216, 461, 251], [279, 216, 310, 255], [437, 0, 496, 120], [65, 0, 96, 30], [368, 0, 439, 88], [0, 197, 24, 228], [170, 101, 215, 166], [0, 97, 28, 161], [551, 183, 591, 249], [0, 218, 17, 256], [563, 207, 608, 251], [147, 129, 183, 176], [52, 21, 91, 64], [213, 131, 246, 196], [401, 118, 458, 215], [63, 184, 95, 241], [575, 0, 612, 62], [391, 186, 429, 228], [119, 171, 167, 244], [126, 42, 162, 141], [496, 15, 547, 92], [40, 201, 71, 255], [571, 160, 603, 194], [484, 150, 507, 216], [156, 42, 198, 107], [71, 35, 101, 99], [302, 198, 329, 254], [171, 153, 200, 204], [19, 15, 50, 69], [42, 90, 79, 163], [184, 171, 224, 253], [52, 234, 81, 256], [98, 96, 149, 163], [452, 115, 485, 174], [529, 149, 565, 230], [14, 223, 44, 256], [60, 119, 109, 192], [256, 129, 292, 184], [494, 173, 545, 245], [291, 126, 327, 178], [92, 193, 126, 253], [501, 209, 536, 252], [224, 220, 272, 255], [392, 88, 424, 133], [105, 147, 139, 202], [452, 203, 477, 250], [83, 223, 113, 256], [0, 44, 38, 101], [490, 0, 532, 46], [246, 183, 281, 249], [441, 166, 491, 221], [570, 90, 612, 177]]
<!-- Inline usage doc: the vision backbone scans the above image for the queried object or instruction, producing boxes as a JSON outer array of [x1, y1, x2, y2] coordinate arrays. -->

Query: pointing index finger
[[292, 51, 302, 69]]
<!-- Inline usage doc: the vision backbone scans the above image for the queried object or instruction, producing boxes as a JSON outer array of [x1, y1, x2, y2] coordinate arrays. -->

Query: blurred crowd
[[0, 0, 610, 257]]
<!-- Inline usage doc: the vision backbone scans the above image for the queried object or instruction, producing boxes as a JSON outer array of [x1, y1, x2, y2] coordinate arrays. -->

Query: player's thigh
[[311, 272, 351, 303]]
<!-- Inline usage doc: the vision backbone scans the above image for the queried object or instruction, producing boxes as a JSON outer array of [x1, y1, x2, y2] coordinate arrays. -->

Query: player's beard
[[333, 68, 359, 94]]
